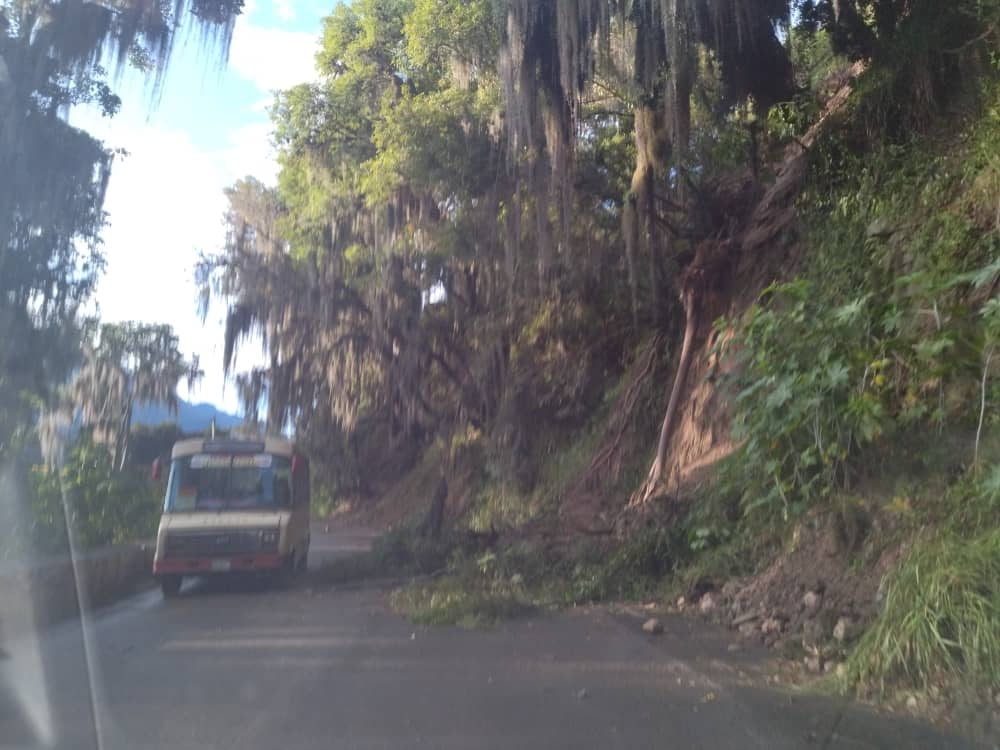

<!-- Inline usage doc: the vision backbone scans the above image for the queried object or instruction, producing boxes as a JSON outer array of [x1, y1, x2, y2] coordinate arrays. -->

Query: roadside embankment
[[0, 543, 153, 639]]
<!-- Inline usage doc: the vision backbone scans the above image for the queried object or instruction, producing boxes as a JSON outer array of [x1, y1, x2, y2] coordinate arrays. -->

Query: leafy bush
[[717, 280, 889, 517], [719, 98, 1000, 521], [30, 436, 160, 551], [386, 528, 688, 626], [388, 540, 547, 626], [563, 528, 685, 603]]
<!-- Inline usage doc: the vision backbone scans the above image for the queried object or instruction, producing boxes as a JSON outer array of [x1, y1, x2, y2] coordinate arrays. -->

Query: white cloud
[[222, 120, 279, 184], [62, 8, 325, 413], [70, 110, 270, 413], [251, 94, 275, 113], [228, 19, 318, 92], [274, 0, 296, 22]]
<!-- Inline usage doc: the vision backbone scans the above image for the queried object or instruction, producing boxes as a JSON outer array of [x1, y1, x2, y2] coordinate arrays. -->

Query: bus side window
[[293, 460, 310, 507]]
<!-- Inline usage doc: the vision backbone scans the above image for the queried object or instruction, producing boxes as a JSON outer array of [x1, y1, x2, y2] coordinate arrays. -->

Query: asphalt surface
[[0, 526, 974, 750]]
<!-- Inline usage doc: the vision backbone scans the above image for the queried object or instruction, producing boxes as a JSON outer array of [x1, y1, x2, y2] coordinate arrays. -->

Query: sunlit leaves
[[404, 0, 496, 86], [363, 86, 496, 205]]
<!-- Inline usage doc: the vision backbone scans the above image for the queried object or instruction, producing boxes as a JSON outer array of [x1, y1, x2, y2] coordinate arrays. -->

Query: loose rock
[[833, 616, 854, 643], [801, 618, 825, 645], [732, 610, 761, 627], [875, 578, 888, 605], [676, 596, 686, 609], [867, 216, 896, 239], [905, 694, 918, 711], [804, 655, 823, 674], [802, 590, 823, 615], [761, 617, 784, 635], [699, 593, 717, 614], [738, 622, 758, 638], [642, 618, 664, 635]]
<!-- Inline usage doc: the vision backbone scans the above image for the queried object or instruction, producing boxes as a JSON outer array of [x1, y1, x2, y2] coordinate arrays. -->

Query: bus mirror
[[151, 458, 162, 482]]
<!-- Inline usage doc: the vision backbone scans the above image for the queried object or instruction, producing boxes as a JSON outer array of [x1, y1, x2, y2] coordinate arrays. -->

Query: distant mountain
[[132, 398, 243, 433]]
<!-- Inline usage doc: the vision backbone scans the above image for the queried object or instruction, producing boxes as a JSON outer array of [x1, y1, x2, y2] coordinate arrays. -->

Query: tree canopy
[[191, 0, 997, 501]]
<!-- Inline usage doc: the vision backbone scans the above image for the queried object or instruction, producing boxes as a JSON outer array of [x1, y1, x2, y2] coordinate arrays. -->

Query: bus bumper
[[153, 554, 285, 575]]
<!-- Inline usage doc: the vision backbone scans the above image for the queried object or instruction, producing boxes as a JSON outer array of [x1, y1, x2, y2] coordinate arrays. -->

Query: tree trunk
[[623, 193, 640, 330], [116, 398, 133, 473], [645, 161, 661, 325], [632, 287, 698, 504]]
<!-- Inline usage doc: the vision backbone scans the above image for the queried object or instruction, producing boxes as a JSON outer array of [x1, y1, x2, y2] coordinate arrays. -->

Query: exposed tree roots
[[630, 287, 699, 506], [576, 334, 662, 493]]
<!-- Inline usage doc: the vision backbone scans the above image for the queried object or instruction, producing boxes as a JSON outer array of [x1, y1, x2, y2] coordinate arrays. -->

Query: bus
[[152, 436, 311, 597]]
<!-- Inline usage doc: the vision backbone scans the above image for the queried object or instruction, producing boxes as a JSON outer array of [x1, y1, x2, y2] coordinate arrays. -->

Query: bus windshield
[[164, 453, 293, 512]]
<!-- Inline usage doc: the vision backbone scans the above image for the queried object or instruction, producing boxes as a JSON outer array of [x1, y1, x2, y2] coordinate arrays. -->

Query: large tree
[[202, 0, 508, 456], [203, 0, 1000, 508]]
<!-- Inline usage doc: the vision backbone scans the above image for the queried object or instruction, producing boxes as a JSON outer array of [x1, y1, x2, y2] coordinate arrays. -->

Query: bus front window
[[165, 454, 293, 512]]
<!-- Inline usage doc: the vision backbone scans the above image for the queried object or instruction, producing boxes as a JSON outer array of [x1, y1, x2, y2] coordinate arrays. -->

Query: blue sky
[[69, 0, 332, 414]]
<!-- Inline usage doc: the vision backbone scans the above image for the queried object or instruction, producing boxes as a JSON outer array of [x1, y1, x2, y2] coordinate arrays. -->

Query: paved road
[[1, 527, 973, 750]]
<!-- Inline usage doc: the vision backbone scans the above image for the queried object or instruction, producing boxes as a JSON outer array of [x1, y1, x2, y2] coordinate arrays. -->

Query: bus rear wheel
[[160, 576, 182, 598]]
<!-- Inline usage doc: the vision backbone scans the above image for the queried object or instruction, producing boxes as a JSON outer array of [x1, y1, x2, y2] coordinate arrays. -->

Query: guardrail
[[0, 543, 154, 638]]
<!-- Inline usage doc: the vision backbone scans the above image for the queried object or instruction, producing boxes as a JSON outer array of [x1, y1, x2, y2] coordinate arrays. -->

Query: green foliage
[[388, 527, 688, 626], [561, 528, 686, 603], [721, 91, 1000, 519], [845, 529, 1000, 696], [390, 573, 532, 627], [403, 0, 496, 86], [789, 29, 842, 91], [363, 85, 497, 205], [850, 0, 1000, 139], [391, 541, 541, 626], [30, 436, 160, 552], [717, 280, 888, 517], [767, 93, 822, 143], [466, 481, 536, 533]]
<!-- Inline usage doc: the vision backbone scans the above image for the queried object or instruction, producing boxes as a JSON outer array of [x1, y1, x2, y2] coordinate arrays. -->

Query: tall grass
[[846, 530, 1000, 695]]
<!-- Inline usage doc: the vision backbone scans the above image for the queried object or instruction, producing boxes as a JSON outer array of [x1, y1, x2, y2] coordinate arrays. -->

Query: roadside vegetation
[[1, 321, 204, 561]]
